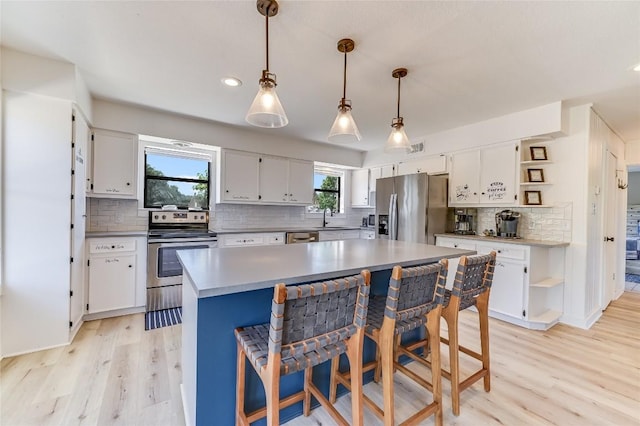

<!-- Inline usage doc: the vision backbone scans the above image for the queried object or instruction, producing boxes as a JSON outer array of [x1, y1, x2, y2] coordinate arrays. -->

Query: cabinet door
[[287, 159, 314, 204], [380, 164, 396, 178], [351, 169, 370, 207], [369, 167, 381, 193], [88, 254, 136, 313], [397, 155, 447, 176], [488, 259, 525, 319], [449, 150, 480, 205], [479, 143, 518, 204], [260, 156, 289, 203], [91, 129, 137, 197], [222, 151, 260, 202]]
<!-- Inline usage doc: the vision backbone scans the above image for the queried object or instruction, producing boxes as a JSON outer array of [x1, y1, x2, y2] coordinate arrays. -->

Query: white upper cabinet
[[90, 129, 137, 198], [351, 169, 370, 208], [260, 155, 289, 203], [287, 159, 314, 204], [397, 154, 448, 176], [218, 149, 313, 205], [221, 150, 260, 202], [449, 142, 519, 206]]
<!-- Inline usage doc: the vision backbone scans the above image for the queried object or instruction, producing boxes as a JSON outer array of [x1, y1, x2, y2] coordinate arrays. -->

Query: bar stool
[[234, 271, 371, 426], [440, 251, 496, 415], [330, 261, 447, 426]]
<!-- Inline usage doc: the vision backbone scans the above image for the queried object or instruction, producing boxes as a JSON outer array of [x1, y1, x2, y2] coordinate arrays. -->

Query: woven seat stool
[[438, 251, 496, 416], [330, 261, 447, 426], [235, 271, 371, 426]]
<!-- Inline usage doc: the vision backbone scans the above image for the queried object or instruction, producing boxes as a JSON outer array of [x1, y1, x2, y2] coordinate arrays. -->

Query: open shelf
[[520, 160, 552, 165], [520, 182, 552, 186], [528, 309, 562, 324], [530, 277, 564, 288]]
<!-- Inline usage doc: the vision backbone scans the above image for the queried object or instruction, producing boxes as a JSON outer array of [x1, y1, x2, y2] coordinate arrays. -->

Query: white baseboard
[[180, 383, 192, 426], [83, 305, 145, 321]]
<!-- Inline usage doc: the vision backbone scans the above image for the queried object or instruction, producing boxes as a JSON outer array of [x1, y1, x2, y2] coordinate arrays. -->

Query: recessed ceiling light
[[634, 63, 640, 72], [221, 77, 242, 87]]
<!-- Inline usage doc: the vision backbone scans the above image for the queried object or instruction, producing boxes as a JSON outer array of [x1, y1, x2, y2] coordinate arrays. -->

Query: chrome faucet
[[323, 208, 332, 227]]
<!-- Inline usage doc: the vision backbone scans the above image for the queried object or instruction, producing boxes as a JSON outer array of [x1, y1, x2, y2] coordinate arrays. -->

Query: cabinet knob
[[126, 182, 130, 186], [226, 190, 229, 193], [473, 192, 477, 195], [111, 245, 115, 249], [498, 249, 502, 253], [454, 244, 458, 248], [128, 265, 132, 268]]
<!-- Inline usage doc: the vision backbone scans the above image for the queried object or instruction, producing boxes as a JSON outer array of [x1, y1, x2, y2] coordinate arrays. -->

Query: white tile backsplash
[[477, 203, 572, 242], [87, 198, 147, 232]]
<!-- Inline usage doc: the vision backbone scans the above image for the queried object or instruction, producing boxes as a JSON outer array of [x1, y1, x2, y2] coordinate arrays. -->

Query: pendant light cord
[[342, 49, 347, 101], [396, 75, 401, 119], [265, 14, 269, 72]]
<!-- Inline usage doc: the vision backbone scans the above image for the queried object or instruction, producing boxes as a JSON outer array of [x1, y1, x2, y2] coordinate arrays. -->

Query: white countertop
[[213, 226, 362, 234], [178, 239, 474, 298], [435, 233, 569, 248]]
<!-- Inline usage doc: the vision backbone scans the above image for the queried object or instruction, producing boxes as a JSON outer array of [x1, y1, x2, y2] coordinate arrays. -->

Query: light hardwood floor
[[2, 292, 639, 426]]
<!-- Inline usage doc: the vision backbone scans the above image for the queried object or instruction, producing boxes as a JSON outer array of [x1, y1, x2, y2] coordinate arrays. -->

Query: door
[[602, 151, 618, 307], [489, 259, 526, 319], [480, 143, 518, 204], [351, 169, 369, 207], [397, 174, 428, 243], [88, 254, 136, 313], [222, 150, 259, 202], [92, 129, 136, 196], [449, 150, 480, 205], [288, 159, 314, 204], [70, 111, 88, 328], [260, 155, 289, 203]]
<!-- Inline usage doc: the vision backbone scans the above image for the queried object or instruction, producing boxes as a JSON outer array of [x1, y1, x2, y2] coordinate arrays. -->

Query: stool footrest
[[308, 381, 349, 425], [400, 402, 439, 426], [459, 369, 489, 393], [245, 391, 306, 423], [395, 363, 433, 392]]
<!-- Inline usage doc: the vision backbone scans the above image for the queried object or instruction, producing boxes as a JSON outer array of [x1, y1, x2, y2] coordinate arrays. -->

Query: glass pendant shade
[[384, 121, 411, 153], [328, 105, 361, 143], [246, 79, 288, 128]]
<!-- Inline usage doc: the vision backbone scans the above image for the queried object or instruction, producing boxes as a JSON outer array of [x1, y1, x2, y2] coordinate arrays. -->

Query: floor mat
[[625, 273, 640, 284], [145, 307, 182, 330]]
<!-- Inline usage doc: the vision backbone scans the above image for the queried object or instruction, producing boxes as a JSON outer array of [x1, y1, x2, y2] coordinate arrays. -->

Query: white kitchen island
[[178, 239, 474, 426]]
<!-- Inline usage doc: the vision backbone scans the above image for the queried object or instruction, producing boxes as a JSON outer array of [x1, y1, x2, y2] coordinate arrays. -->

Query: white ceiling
[[2, 1, 639, 151]]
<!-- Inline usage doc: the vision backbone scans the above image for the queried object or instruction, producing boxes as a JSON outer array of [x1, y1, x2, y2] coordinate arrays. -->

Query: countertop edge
[[86, 231, 148, 238], [434, 233, 569, 248], [213, 227, 365, 235], [186, 249, 475, 298]]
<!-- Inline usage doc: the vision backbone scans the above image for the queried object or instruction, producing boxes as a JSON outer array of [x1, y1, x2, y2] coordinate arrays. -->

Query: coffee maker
[[451, 208, 477, 235], [495, 210, 521, 238]]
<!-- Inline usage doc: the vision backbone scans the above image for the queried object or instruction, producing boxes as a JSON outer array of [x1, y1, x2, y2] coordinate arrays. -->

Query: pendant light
[[328, 38, 361, 143], [246, 0, 288, 128], [384, 68, 411, 153]]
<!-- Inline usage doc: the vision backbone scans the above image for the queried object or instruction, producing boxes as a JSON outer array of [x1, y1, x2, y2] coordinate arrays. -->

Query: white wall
[[92, 99, 363, 168], [625, 139, 640, 165], [2, 91, 73, 356], [363, 101, 566, 167]]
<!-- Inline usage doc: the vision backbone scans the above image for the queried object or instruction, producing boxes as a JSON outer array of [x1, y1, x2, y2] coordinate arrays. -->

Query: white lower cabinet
[[86, 236, 147, 317], [436, 236, 565, 330], [218, 232, 285, 248], [319, 229, 361, 241], [360, 229, 375, 240]]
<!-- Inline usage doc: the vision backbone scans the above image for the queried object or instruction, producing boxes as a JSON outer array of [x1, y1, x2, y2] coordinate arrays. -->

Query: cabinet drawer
[[477, 244, 526, 261], [436, 237, 476, 251], [223, 235, 266, 247], [267, 234, 285, 245], [341, 230, 361, 240], [89, 239, 136, 254]]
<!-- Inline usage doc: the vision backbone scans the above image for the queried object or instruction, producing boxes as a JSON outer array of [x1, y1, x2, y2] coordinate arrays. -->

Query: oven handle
[[148, 239, 218, 246]]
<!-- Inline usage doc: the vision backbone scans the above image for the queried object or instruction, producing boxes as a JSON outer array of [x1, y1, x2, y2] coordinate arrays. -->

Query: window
[[308, 168, 344, 214], [144, 150, 210, 209]]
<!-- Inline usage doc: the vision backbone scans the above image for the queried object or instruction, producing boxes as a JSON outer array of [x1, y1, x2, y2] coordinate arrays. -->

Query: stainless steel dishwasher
[[286, 231, 319, 244]]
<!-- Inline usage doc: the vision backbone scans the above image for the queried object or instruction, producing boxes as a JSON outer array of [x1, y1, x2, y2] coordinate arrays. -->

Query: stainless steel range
[[147, 210, 217, 312]]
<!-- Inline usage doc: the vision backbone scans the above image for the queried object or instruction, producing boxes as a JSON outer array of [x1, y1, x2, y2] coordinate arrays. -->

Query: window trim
[[306, 166, 346, 217], [142, 144, 213, 210]]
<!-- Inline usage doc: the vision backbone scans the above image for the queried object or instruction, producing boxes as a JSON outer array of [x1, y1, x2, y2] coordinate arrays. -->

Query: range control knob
[[154, 215, 159, 219], [200, 215, 205, 220], [162, 215, 166, 220]]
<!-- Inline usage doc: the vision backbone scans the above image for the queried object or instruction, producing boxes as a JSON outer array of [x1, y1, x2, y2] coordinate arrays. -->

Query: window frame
[[306, 166, 346, 217], [143, 147, 212, 210]]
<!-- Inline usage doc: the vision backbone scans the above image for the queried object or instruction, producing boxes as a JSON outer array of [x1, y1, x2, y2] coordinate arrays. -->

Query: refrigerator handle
[[389, 193, 398, 240]]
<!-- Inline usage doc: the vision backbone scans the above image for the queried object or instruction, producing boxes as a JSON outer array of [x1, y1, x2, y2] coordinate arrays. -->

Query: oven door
[[146, 239, 217, 311]]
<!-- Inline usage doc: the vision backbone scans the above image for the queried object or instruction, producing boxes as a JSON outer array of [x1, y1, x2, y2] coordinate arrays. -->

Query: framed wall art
[[527, 168, 545, 183], [525, 190, 542, 205], [529, 146, 548, 161]]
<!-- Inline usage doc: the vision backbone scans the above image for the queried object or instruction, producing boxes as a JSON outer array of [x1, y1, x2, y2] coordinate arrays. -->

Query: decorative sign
[[485, 181, 506, 200], [455, 184, 470, 201]]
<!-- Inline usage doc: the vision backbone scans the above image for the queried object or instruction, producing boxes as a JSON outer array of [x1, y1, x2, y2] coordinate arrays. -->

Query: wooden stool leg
[[235, 342, 247, 426], [264, 358, 280, 426], [329, 356, 339, 403], [447, 309, 461, 416], [346, 333, 365, 426], [426, 309, 443, 426], [477, 293, 491, 392], [380, 324, 395, 426], [303, 366, 312, 416], [374, 338, 382, 383]]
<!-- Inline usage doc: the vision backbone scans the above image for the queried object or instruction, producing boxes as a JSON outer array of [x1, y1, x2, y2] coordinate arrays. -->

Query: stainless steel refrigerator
[[375, 173, 448, 244]]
